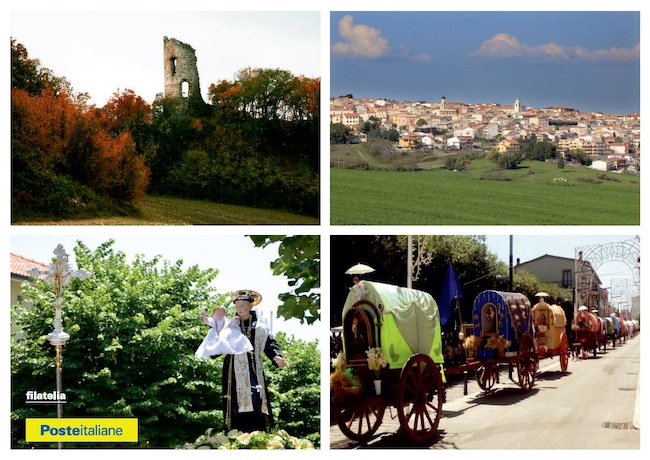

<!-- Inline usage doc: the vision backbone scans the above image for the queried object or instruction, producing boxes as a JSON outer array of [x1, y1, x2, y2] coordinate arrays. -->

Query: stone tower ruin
[[163, 36, 205, 105]]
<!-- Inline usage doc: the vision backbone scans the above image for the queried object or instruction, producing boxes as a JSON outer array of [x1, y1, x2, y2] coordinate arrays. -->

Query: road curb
[[633, 370, 641, 429]]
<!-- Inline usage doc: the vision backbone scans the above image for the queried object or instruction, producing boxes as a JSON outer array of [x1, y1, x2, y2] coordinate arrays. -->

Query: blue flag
[[439, 261, 463, 327]]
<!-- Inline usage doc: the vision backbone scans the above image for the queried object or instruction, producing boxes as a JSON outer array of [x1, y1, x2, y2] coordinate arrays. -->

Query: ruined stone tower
[[163, 36, 205, 105]]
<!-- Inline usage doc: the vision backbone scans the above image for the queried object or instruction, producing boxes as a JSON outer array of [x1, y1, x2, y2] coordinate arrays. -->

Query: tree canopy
[[329, 235, 571, 328], [249, 235, 320, 325]]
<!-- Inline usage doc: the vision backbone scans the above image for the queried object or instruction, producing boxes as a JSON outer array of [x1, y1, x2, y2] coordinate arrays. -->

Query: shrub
[[478, 170, 511, 181]]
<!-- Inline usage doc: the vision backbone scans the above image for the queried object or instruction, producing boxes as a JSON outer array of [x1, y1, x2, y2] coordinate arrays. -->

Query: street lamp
[[29, 244, 90, 448]]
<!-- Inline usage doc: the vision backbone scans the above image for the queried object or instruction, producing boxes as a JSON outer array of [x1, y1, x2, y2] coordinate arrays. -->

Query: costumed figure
[[221, 290, 288, 433], [195, 306, 253, 358], [352, 276, 368, 301]]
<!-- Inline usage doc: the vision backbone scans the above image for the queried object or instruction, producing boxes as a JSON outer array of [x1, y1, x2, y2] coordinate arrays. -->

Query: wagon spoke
[[423, 404, 436, 426], [403, 402, 417, 422], [397, 354, 443, 442], [335, 398, 385, 442]]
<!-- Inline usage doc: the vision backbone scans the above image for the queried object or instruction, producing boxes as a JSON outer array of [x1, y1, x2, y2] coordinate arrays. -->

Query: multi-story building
[[497, 139, 521, 153], [341, 113, 361, 127], [515, 254, 604, 313]]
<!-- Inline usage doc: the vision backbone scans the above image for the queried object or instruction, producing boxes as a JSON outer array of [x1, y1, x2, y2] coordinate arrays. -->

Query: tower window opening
[[170, 57, 177, 76], [181, 81, 189, 98]]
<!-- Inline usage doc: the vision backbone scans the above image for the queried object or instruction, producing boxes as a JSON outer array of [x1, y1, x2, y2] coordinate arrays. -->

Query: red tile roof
[[10, 253, 48, 278]]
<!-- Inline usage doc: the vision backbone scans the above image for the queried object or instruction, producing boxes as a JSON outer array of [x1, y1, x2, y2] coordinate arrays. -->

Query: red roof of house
[[10, 253, 47, 278]]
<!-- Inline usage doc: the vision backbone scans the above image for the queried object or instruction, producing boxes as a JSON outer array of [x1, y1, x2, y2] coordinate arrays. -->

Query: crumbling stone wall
[[163, 36, 204, 105]]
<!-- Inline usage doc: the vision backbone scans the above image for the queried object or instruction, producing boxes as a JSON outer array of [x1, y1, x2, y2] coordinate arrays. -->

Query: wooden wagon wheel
[[559, 332, 569, 373], [476, 364, 498, 391], [335, 396, 385, 442], [516, 332, 537, 391], [396, 354, 443, 443]]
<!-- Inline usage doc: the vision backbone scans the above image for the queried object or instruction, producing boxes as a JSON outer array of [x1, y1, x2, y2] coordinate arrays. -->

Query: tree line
[[330, 235, 572, 329], [11, 39, 320, 221]]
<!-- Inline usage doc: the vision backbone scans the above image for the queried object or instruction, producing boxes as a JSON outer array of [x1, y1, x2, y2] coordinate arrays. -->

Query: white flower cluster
[[366, 347, 387, 372], [550, 177, 571, 186]]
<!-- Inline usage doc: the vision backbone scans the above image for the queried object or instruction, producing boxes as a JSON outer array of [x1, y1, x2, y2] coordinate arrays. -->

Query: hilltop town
[[330, 95, 640, 172]]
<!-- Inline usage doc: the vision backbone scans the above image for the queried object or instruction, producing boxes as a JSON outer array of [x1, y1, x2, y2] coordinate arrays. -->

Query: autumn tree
[[11, 38, 72, 97], [12, 40, 150, 219], [99, 89, 152, 138]]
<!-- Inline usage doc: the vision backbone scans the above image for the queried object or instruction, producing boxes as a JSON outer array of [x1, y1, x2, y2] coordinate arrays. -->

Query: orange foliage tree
[[12, 86, 149, 216]]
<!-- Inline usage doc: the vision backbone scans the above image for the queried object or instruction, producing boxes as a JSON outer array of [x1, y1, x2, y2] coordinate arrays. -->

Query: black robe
[[220, 311, 283, 432]]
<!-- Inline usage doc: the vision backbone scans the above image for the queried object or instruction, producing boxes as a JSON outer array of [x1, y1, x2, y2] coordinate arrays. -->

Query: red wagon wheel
[[559, 332, 569, 373], [476, 364, 498, 391], [516, 332, 537, 391], [396, 354, 443, 443], [335, 396, 385, 442]]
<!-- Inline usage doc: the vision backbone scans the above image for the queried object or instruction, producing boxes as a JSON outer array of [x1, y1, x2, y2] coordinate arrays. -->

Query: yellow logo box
[[26, 418, 138, 443]]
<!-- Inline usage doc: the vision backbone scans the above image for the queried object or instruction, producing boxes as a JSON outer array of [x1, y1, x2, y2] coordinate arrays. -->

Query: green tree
[[264, 332, 320, 445], [249, 236, 320, 325], [510, 269, 571, 305], [444, 154, 471, 171], [11, 240, 226, 448], [565, 148, 592, 166], [382, 127, 400, 142], [11, 38, 73, 97], [493, 152, 522, 169], [557, 154, 565, 170], [330, 122, 350, 144], [329, 235, 502, 327], [360, 117, 380, 134]]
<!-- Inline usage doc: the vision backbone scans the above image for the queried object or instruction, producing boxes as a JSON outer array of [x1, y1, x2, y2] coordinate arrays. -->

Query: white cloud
[[332, 15, 431, 62], [333, 14, 391, 58], [470, 33, 640, 62]]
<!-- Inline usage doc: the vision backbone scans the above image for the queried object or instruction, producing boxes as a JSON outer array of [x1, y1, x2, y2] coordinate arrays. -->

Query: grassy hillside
[[14, 195, 319, 225], [330, 157, 639, 225]]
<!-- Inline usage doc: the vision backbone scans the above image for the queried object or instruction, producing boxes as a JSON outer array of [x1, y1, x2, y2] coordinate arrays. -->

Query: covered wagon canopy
[[532, 297, 567, 352], [472, 290, 532, 347], [342, 280, 442, 369]]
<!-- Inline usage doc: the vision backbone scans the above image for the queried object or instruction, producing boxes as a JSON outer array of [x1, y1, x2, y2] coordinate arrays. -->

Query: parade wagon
[[602, 316, 616, 350], [571, 306, 603, 358], [331, 280, 445, 443], [468, 290, 538, 392], [531, 294, 570, 373], [615, 314, 627, 344]]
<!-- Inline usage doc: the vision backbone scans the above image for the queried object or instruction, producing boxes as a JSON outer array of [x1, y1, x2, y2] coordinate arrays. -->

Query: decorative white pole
[[29, 244, 90, 448]]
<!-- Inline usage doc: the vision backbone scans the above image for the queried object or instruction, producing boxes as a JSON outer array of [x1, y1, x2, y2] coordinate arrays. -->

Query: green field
[[14, 195, 319, 225], [330, 159, 640, 225]]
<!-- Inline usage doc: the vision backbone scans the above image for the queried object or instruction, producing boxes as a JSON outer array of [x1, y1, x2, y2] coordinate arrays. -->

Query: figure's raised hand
[[274, 356, 288, 369]]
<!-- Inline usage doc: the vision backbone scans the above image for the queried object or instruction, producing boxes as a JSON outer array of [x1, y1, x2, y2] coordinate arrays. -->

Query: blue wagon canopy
[[342, 280, 442, 369], [472, 290, 532, 348]]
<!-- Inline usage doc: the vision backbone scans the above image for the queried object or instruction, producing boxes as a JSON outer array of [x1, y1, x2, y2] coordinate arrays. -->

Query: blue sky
[[330, 11, 640, 114]]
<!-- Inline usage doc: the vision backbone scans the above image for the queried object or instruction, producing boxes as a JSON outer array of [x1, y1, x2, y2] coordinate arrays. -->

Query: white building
[[591, 160, 614, 171]]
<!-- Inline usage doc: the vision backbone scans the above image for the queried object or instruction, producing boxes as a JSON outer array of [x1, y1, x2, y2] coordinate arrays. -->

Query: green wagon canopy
[[342, 280, 443, 369]]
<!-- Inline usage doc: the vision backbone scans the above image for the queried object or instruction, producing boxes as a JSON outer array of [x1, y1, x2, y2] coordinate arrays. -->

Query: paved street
[[329, 334, 640, 449]]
